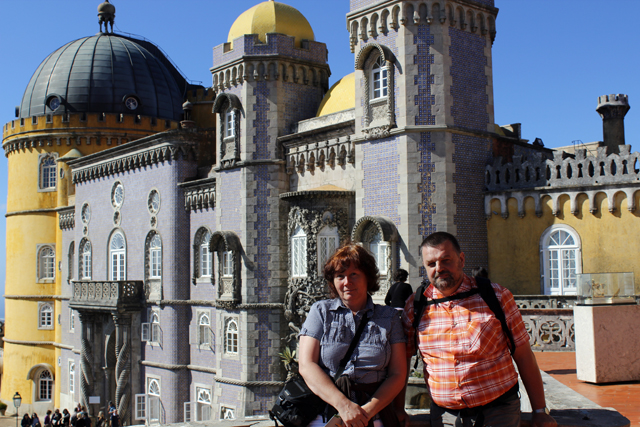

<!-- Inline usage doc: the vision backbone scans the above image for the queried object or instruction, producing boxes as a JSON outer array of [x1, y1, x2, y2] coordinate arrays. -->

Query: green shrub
[[0, 401, 7, 410]]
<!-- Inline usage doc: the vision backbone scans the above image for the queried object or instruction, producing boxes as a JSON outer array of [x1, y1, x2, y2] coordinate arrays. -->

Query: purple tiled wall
[[253, 82, 271, 160], [362, 136, 401, 226], [219, 170, 243, 237], [448, 27, 491, 271], [449, 27, 489, 132]]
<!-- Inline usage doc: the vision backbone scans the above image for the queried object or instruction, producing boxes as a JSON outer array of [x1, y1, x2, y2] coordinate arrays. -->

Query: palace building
[[2, 0, 638, 423]]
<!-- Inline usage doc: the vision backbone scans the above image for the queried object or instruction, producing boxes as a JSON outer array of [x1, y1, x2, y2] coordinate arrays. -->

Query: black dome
[[19, 33, 184, 120]]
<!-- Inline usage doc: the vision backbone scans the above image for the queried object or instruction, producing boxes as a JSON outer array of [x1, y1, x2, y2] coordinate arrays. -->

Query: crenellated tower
[[208, 0, 330, 417], [345, 0, 499, 276]]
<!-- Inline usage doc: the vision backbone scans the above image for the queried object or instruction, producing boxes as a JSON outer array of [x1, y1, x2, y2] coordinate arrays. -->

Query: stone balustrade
[[485, 145, 640, 191], [285, 136, 355, 175], [515, 295, 577, 351], [70, 280, 144, 311]]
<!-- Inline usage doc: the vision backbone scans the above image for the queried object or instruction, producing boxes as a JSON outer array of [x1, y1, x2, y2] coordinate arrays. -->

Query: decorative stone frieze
[[72, 143, 196, 184], [212, 57, 330, 93], [59, 208, 75, 230], [485, 145, 640, 218], [69, 281, 144, 311], [347, 0, 497, 53], [181, 179, 216, 211], [285, 135, 355, 175]]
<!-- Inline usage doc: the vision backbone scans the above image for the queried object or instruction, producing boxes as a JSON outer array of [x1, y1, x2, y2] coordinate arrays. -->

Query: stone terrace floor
[[535, 351, 640, 426], [0, 351, 638, 427]]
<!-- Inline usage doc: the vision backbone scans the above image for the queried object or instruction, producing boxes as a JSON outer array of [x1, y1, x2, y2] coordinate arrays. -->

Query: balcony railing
[[70, 281, 144, 311], [515, 295, 577, 351]]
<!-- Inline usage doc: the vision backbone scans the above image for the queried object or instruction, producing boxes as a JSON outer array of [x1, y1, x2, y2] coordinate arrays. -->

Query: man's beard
[[432, 273, 458, 293]]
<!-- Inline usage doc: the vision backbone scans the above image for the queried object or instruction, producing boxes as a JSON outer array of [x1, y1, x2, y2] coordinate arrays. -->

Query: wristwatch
[[533, 407, 550, 415]]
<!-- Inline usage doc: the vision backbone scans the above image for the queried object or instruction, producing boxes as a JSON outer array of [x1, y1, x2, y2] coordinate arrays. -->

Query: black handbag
[[270, 312, 371, 427]]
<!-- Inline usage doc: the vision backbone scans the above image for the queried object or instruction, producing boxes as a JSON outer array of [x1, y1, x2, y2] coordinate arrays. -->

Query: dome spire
[[98, 0, 116, 33]]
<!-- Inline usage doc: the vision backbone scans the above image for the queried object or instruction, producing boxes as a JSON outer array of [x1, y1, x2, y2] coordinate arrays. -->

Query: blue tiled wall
[[449, 27, 489, 132], [253, 82, 271, 160], [362, 136, 401, 226]]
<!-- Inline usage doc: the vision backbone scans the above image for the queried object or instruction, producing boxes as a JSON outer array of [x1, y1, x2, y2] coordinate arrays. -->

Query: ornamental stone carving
[[283, 206, 349, 343], [210, 231, 243, 307]]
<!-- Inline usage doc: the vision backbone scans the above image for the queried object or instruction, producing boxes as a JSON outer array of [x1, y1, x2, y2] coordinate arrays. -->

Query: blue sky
[[1, 0, 640, 318]]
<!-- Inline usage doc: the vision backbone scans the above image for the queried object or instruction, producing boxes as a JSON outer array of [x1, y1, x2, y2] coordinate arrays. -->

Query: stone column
[[78, 312, 94, 412], [113, 313, 132, 425]]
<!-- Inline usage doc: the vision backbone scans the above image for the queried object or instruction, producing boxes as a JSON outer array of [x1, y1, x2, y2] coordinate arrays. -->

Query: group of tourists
[[22, 403, 119, 427], [296, 231, 558, 427]]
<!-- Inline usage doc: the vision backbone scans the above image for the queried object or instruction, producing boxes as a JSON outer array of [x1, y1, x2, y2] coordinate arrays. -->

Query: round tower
[[1, 2, 184, 413], [596, 93, 630, 154]]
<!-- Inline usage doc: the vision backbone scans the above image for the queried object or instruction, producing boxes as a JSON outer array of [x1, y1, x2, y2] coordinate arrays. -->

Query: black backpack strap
[[475, 277, 516, 355], [333, 311, 370, 380], [412, 281, 429, 368]]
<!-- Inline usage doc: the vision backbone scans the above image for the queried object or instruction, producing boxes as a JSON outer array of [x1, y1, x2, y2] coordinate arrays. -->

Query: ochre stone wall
[[487, 191, 640, 295]]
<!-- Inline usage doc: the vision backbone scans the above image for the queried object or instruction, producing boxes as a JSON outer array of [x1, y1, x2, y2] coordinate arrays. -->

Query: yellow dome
[[227, 1, 314, 48], [316, 73, 355, 117]]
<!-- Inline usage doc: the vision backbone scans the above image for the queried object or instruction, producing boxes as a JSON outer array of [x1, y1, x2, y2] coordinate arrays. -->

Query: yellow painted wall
[[487, 190, 640, 295], [1, 113, 177, 407], [1, 343, 54, 406]]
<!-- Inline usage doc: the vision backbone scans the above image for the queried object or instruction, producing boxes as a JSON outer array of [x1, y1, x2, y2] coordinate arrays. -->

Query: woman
[[52, 409, 62, 427], [95, 411, 106, 427], [21, 414, 31, 427], [31, 414, 41, 427], [62, 409, 70, 427], [299, 243, 407, 427], [44, 410, 52, 427]]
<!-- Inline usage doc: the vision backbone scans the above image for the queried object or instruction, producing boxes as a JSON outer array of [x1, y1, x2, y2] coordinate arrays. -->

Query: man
[[109, 410, 120, 427], [385, 268, 413, 309], [402, 232, 556, 427]]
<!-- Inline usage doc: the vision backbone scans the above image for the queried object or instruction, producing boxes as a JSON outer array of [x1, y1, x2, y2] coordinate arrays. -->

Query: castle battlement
[[597, 93, 629, 109], [485, 145, 640, 191], [2, 112, 179, 155]]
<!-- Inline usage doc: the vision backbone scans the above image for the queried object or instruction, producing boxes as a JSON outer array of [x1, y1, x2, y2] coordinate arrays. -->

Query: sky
[[1, 0, 640, 318]]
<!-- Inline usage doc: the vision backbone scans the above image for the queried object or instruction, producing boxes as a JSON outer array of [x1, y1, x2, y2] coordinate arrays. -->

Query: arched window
[[147, 378, 161, 422], [541, 226, 581, 296], [225, 319, 238, 354], [369, 233, 389, 276], [151, 312, 161, 344], [149, 234, 162, 279], [196, 387, 212, 421], [317, 226, 340, 274], [371, 56, 388, 100], [222, 251, 233, 277], [38, 369, 53, 401], [225, 110, 236, 138], [38, 245, 55, 281], [39, 303, 53, 328], [291, 226, 307, 277], [198, 313, 211, 347], [195, 229, 212, 278], [109, 231, 126, 280], [40, 156, 57, 189], [68, 242, 75, 281], [80, 240, 92, 280]]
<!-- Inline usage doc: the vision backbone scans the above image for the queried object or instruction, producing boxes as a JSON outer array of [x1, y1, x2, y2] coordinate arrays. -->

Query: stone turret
[[596, 94, 630, 154]]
